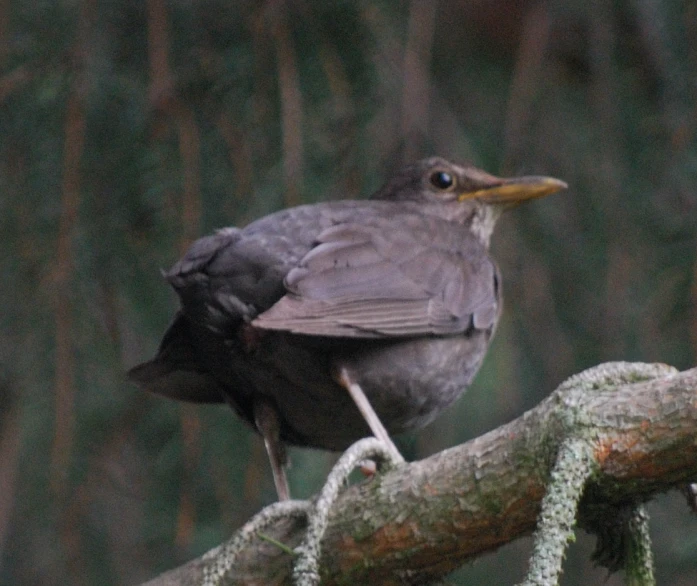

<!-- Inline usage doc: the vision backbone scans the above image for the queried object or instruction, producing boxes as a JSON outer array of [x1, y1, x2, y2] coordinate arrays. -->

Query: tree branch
[[143, 364, 697, 586]]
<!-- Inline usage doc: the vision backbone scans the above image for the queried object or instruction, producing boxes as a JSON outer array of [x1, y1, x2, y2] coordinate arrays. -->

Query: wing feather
[[253, 216, 499, 338]]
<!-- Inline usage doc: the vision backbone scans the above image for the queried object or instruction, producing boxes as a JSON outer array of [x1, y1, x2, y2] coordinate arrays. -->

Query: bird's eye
[[430, 171, 454, 190]]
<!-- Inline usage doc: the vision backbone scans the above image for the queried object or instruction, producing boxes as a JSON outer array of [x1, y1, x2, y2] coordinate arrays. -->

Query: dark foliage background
[[1, 1, 696, 584]]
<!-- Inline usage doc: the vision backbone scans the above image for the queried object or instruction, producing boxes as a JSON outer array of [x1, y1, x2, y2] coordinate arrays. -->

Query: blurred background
[[1, 0, 696, 584]]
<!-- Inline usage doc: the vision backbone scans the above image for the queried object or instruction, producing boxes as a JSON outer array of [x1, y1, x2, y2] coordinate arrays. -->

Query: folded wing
[[253, 216, 500, 338]]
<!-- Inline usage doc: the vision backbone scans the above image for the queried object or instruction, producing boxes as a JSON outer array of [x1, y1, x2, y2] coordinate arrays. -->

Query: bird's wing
[[253, 216, 500, 338], [165, 226, 301, 333]]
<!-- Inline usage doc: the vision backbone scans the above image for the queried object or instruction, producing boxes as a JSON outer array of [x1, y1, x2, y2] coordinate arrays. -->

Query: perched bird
[[129, 157, 566, 500]]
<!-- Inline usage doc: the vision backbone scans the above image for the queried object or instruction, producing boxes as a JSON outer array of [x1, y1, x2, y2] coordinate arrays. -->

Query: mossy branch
[[142, 364, 697, 586]]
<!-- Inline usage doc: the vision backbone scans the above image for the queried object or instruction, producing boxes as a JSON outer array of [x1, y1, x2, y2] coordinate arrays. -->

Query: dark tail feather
[[128, 313, 224, 404]]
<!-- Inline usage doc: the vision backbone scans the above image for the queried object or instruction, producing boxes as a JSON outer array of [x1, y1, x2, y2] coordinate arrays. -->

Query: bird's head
[[372, 157, 567, 246]]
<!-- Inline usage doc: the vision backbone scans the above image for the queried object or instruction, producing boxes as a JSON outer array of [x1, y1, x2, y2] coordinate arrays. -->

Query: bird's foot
[[254, 398, 291, 500], [336, 367, 405, 464]]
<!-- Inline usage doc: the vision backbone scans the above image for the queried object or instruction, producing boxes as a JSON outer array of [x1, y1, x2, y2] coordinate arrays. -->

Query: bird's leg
[[253, 399, 290, 501], [337, 367, 404, 464]]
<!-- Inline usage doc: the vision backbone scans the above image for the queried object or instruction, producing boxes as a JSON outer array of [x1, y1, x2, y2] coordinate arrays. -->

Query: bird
[[128, 157, 566, 500]]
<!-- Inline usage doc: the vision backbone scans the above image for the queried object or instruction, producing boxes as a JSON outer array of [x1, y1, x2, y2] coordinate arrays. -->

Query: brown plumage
[[129, 157, 566, 499]]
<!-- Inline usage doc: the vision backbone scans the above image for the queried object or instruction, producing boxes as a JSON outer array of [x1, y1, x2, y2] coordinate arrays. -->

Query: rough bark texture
[[143, 365, 697, 586]]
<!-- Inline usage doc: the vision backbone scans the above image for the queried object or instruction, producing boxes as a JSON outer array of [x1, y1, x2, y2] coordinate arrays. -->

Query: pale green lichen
[[292, 438, 402, 586], [556, 362, 677, 394], [624, 505, 655, 586], [517, 437, 597, 586], [201, 499, 311, 586], [517, 362, 671, 586]]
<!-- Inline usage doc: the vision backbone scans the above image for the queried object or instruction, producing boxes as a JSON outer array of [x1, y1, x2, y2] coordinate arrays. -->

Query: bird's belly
[[250, 332, 490, 451], [342, 334, 490, 433]]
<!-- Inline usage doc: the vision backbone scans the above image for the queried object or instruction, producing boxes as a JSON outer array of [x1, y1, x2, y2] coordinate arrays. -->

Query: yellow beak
[[459, 175, 568, 204]]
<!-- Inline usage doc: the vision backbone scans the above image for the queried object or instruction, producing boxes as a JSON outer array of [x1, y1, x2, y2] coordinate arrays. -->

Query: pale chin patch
[[468, 204, 503, 249]]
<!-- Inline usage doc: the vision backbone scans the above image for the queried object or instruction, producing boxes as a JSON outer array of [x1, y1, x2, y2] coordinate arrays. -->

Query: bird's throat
[[468, 204, 502, 249]]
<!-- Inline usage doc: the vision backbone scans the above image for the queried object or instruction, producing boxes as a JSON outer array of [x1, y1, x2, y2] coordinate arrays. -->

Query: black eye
[[430, 171, 454, 190]]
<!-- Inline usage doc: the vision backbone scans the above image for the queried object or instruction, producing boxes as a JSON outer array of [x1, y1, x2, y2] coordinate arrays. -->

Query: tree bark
[[143, 366, 697, 586]]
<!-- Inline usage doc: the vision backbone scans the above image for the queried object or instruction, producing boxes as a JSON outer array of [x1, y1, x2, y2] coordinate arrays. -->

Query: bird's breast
[[336, 331, 493, 434]]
